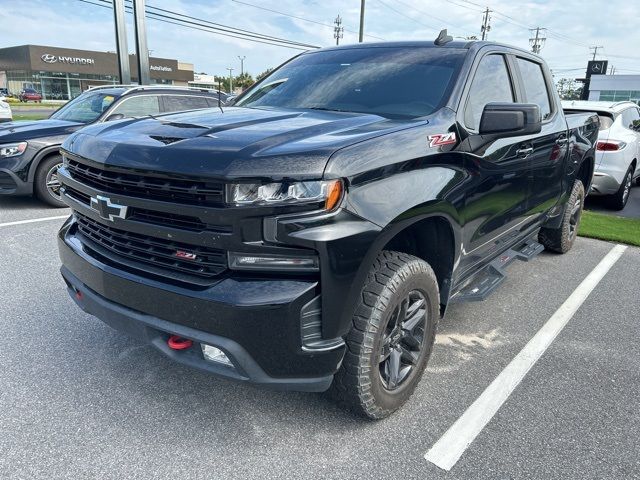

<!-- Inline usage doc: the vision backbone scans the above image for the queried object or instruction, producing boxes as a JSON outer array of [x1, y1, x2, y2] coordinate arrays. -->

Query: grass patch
[[579, 210, 640, 247], [12, 114, 49, 121]]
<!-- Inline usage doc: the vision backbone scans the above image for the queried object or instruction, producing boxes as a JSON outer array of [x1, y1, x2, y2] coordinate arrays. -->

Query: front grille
[[63, 185, 231, 233], [75, 213, 227, 281], [65, 158, 225, 206]]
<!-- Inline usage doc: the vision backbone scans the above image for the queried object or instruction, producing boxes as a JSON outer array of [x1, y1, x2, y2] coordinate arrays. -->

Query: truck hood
[[63, 107, 423, 180], [0, 119, 84, 143]]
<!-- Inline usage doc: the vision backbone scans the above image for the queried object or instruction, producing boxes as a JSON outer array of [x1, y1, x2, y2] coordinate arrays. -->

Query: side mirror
[[105, 113, 125, 122], [479, 103, 541, 137]]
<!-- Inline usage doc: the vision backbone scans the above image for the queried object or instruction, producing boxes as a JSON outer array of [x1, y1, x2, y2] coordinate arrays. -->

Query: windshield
[[50, 91, 118, 123], [236, 47, 466, 118]]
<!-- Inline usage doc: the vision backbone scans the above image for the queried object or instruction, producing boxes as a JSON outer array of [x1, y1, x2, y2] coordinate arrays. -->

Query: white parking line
[[0, 215, 69, 228], [425, 243, 627, 471]]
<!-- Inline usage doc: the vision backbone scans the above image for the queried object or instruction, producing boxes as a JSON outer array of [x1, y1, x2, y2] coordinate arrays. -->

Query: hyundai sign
[[41, 53, 95, 65]]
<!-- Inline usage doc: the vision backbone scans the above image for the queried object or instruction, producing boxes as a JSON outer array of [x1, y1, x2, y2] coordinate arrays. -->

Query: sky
[[1, 0, 639, 80]]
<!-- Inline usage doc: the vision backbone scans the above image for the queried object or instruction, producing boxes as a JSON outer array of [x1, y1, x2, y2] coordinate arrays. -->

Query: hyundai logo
[[90, 195, 128, 222], [41, 54, 57, 64]]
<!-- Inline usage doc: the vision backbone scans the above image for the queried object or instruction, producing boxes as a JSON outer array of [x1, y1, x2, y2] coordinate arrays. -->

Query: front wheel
[[330, 251, 439, 419], [539, 179, 585, 253], [34, 155, 66, 208]]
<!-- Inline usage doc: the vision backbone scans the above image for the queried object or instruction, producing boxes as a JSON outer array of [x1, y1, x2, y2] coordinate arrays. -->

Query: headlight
[[226, 179, 343, 210], [0, 142, 27, 158]]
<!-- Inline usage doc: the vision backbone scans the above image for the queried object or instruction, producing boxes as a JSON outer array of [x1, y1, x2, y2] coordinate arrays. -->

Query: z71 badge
[[428, 132, 457, 148]]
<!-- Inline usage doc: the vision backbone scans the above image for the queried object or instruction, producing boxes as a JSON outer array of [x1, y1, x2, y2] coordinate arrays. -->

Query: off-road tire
[[539, 179, 585, 253], [329, 251, 439, 419], [607, 165, 633, 211], [34, 154, 66, 208]]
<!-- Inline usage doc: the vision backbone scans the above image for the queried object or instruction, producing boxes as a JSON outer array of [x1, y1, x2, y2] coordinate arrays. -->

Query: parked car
[[19, 88, 43, 103], [0, 88, 9, 97], [0, 96, 12, 123], [57, 37, 598, 418], [563, 100, 640, 210], [0, 85, 223, 207]]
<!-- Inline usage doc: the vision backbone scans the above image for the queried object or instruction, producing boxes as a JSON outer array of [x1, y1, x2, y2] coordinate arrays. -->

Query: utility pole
[[358, 0, 365, 43], [132, 0, 150, 85], [590, 45, 603, 61], [112, 0, 130, 84], [226, 67, 234, 94], [529, 27, 547, 54], [333, 15, 344, 45], [237, 56, 246, 77], [480, 7, 491, 41]]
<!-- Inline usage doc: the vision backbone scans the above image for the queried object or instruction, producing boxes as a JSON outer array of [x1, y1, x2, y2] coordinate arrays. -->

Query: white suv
[[562, 100, 640, 210], [0, 96, 12, 123]]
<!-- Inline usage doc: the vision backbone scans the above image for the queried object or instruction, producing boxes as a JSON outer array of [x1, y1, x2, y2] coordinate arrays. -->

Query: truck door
[[513, 56, 568, 215], [456, 53, 535, 272]]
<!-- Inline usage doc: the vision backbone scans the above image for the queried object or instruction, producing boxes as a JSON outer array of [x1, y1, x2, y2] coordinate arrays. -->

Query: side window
[[516, 58, 552, 120], [163, 95, 210, 113], [464, 55, 514, 130], [620, 107, 640, 130], [110, 95, 161, 117]]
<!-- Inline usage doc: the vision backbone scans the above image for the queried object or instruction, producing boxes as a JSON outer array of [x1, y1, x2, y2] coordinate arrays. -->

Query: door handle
[[556, 136, 568, 146], [516, 147, 534, 157]]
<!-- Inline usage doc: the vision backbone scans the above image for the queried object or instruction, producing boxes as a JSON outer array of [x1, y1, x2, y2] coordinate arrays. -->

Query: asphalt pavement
[[586, 183, 640, 219], [1, 198, 638, 479]]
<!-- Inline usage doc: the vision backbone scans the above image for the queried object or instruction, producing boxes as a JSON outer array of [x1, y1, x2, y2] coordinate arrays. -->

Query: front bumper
[[0, 168, 32, 195], [58, 218, 346, 392]]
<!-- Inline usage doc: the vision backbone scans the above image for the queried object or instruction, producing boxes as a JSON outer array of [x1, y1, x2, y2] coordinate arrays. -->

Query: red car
[[19, 88, 42, 102]]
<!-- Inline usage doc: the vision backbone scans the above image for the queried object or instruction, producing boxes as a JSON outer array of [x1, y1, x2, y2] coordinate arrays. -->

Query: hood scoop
[[150, 135, 186, 145]]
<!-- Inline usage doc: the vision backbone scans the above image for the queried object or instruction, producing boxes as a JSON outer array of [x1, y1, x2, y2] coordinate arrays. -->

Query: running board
[[451, 238, 544, 302]]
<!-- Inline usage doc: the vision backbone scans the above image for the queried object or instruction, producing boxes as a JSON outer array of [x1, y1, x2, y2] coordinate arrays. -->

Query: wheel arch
[[27, 145, 63, 182]]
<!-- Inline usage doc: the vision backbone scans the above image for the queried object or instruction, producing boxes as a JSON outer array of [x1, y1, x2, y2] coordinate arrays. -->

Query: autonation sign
[[41, 53, 95, 65]]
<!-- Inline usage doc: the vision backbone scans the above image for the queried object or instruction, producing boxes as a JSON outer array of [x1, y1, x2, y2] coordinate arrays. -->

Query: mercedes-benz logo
[[41, 54, 57, 64]]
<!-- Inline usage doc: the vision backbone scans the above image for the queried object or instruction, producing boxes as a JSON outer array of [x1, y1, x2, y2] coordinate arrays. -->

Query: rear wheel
[[539, 179, 585, 253], [330, 251, 439, 419], [607, 165, 633, 211], [34, 155, 66, 208]]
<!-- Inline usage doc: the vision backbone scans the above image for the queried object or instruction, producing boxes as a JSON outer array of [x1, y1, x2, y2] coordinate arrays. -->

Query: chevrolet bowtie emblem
[[90, 195, 128, 222]]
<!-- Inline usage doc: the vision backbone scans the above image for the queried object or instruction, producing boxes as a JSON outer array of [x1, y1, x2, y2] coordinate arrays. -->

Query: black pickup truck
[[57, 37, 598, 419]]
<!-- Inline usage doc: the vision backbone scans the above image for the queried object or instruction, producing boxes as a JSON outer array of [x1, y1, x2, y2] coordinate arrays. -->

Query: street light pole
[[226, 67, 234, 94], [113, 0, 131, 84], [237, 56, 246, 77]]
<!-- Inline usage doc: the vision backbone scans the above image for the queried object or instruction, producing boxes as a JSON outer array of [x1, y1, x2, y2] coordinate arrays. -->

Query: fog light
[[202, 344, 233, 366]]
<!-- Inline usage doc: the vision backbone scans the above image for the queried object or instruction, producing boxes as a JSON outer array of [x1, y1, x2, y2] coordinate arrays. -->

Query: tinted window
[[111, 95, 161, 117], [236, 47, 467, 118], [620, 107, 640, 129], [163, 95, 210, 112], [516, 58, 552, 120], [464, 54, 514, 130]]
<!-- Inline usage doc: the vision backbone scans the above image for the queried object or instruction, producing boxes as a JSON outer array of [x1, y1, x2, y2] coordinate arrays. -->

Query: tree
[[256, 68, 274, 82], [556, 78, 582, 101]]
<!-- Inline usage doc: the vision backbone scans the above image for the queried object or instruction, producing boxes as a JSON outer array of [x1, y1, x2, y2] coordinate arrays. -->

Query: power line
[[387, 0, 474, 37], [373, 0, 440, 31], [231, 0, 386, 41], [75, 0, 318, 50]]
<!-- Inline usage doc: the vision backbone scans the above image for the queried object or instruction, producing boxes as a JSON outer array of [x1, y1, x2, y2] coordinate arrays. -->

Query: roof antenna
[[434, 29, 453, 46]]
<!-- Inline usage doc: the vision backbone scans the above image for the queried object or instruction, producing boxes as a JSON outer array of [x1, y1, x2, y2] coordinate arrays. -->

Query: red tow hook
[[167, 335, 193, 350]]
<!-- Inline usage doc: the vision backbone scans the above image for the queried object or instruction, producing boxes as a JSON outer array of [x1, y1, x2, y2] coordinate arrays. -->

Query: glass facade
[[597, 89, 640, 105], [5, 70, 118, 100]]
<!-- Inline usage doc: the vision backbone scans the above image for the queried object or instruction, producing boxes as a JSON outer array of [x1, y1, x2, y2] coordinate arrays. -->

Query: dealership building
[[0, 45, 194, 100], [587, 74, 640, 104]]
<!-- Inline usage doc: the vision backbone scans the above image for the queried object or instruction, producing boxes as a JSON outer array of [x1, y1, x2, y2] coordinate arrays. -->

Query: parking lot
[[1, 198, 639, 480]]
